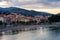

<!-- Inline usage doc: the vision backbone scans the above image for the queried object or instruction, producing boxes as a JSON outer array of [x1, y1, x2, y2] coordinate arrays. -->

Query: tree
[[48, 15, 60, 23], [0, 21, 3, 25]]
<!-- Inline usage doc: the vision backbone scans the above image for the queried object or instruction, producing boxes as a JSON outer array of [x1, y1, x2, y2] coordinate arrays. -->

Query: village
[[0, 13, 50, 25]]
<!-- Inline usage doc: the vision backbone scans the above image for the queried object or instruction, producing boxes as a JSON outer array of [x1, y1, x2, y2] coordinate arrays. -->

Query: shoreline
[[0, 25, 60, 35]]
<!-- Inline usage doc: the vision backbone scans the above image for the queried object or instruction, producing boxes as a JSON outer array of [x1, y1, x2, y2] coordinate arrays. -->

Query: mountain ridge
[[0, 7, 53, 16]]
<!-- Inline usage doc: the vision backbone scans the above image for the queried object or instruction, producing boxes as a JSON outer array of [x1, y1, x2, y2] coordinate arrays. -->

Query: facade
[[0, 17, 4, 22], [0, 15, 4, 22], [0, 13, 49, 24]]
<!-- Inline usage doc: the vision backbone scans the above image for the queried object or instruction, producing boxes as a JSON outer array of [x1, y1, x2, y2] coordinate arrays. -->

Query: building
[[0, 15, 4, 22]]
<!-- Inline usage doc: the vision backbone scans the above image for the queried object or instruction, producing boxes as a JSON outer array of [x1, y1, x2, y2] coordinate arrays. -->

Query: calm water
[[0, 26, 60, 40]]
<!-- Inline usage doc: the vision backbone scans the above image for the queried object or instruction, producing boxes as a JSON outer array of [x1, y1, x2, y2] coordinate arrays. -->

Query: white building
[[0, 17, 4, 22], [20, 18, 30, 22]]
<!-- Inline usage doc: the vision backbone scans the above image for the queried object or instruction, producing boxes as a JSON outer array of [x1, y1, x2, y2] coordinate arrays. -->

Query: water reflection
[[0, 26, 60, 40]]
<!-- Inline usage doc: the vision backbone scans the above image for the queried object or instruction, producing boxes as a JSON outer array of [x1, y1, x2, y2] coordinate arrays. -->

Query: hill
[[0, 7, 52, 16]]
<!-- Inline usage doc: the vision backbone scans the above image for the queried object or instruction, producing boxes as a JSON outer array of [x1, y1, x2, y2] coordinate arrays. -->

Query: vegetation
[[11, 20, 37, 25], [0, 21, 3, 25], [48, 15, 60, 23]]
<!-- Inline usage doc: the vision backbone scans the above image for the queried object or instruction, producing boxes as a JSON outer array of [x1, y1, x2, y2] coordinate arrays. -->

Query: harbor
[[0, 24, 60, 35], [0, 26, 60, 40]]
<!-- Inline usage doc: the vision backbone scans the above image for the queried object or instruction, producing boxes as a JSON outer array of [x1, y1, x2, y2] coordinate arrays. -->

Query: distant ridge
[[0, 7, 53, 16]]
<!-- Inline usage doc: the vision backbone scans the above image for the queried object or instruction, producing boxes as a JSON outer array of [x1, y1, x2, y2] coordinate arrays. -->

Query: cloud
[[0, 1, 7, 5], [0, 0, 60, 8], [48, 0, 60, 2], [0, 1, 11, 7]]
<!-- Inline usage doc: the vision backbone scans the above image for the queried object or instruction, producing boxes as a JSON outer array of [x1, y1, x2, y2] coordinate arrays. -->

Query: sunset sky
[[0, 0, 60, 14]]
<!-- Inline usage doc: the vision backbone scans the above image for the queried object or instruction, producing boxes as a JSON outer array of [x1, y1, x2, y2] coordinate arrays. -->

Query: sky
[[0, 0, 60, 14]]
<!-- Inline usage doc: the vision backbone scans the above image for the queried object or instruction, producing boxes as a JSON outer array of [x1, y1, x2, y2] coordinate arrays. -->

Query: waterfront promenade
[[0, 24, 60, 32]]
